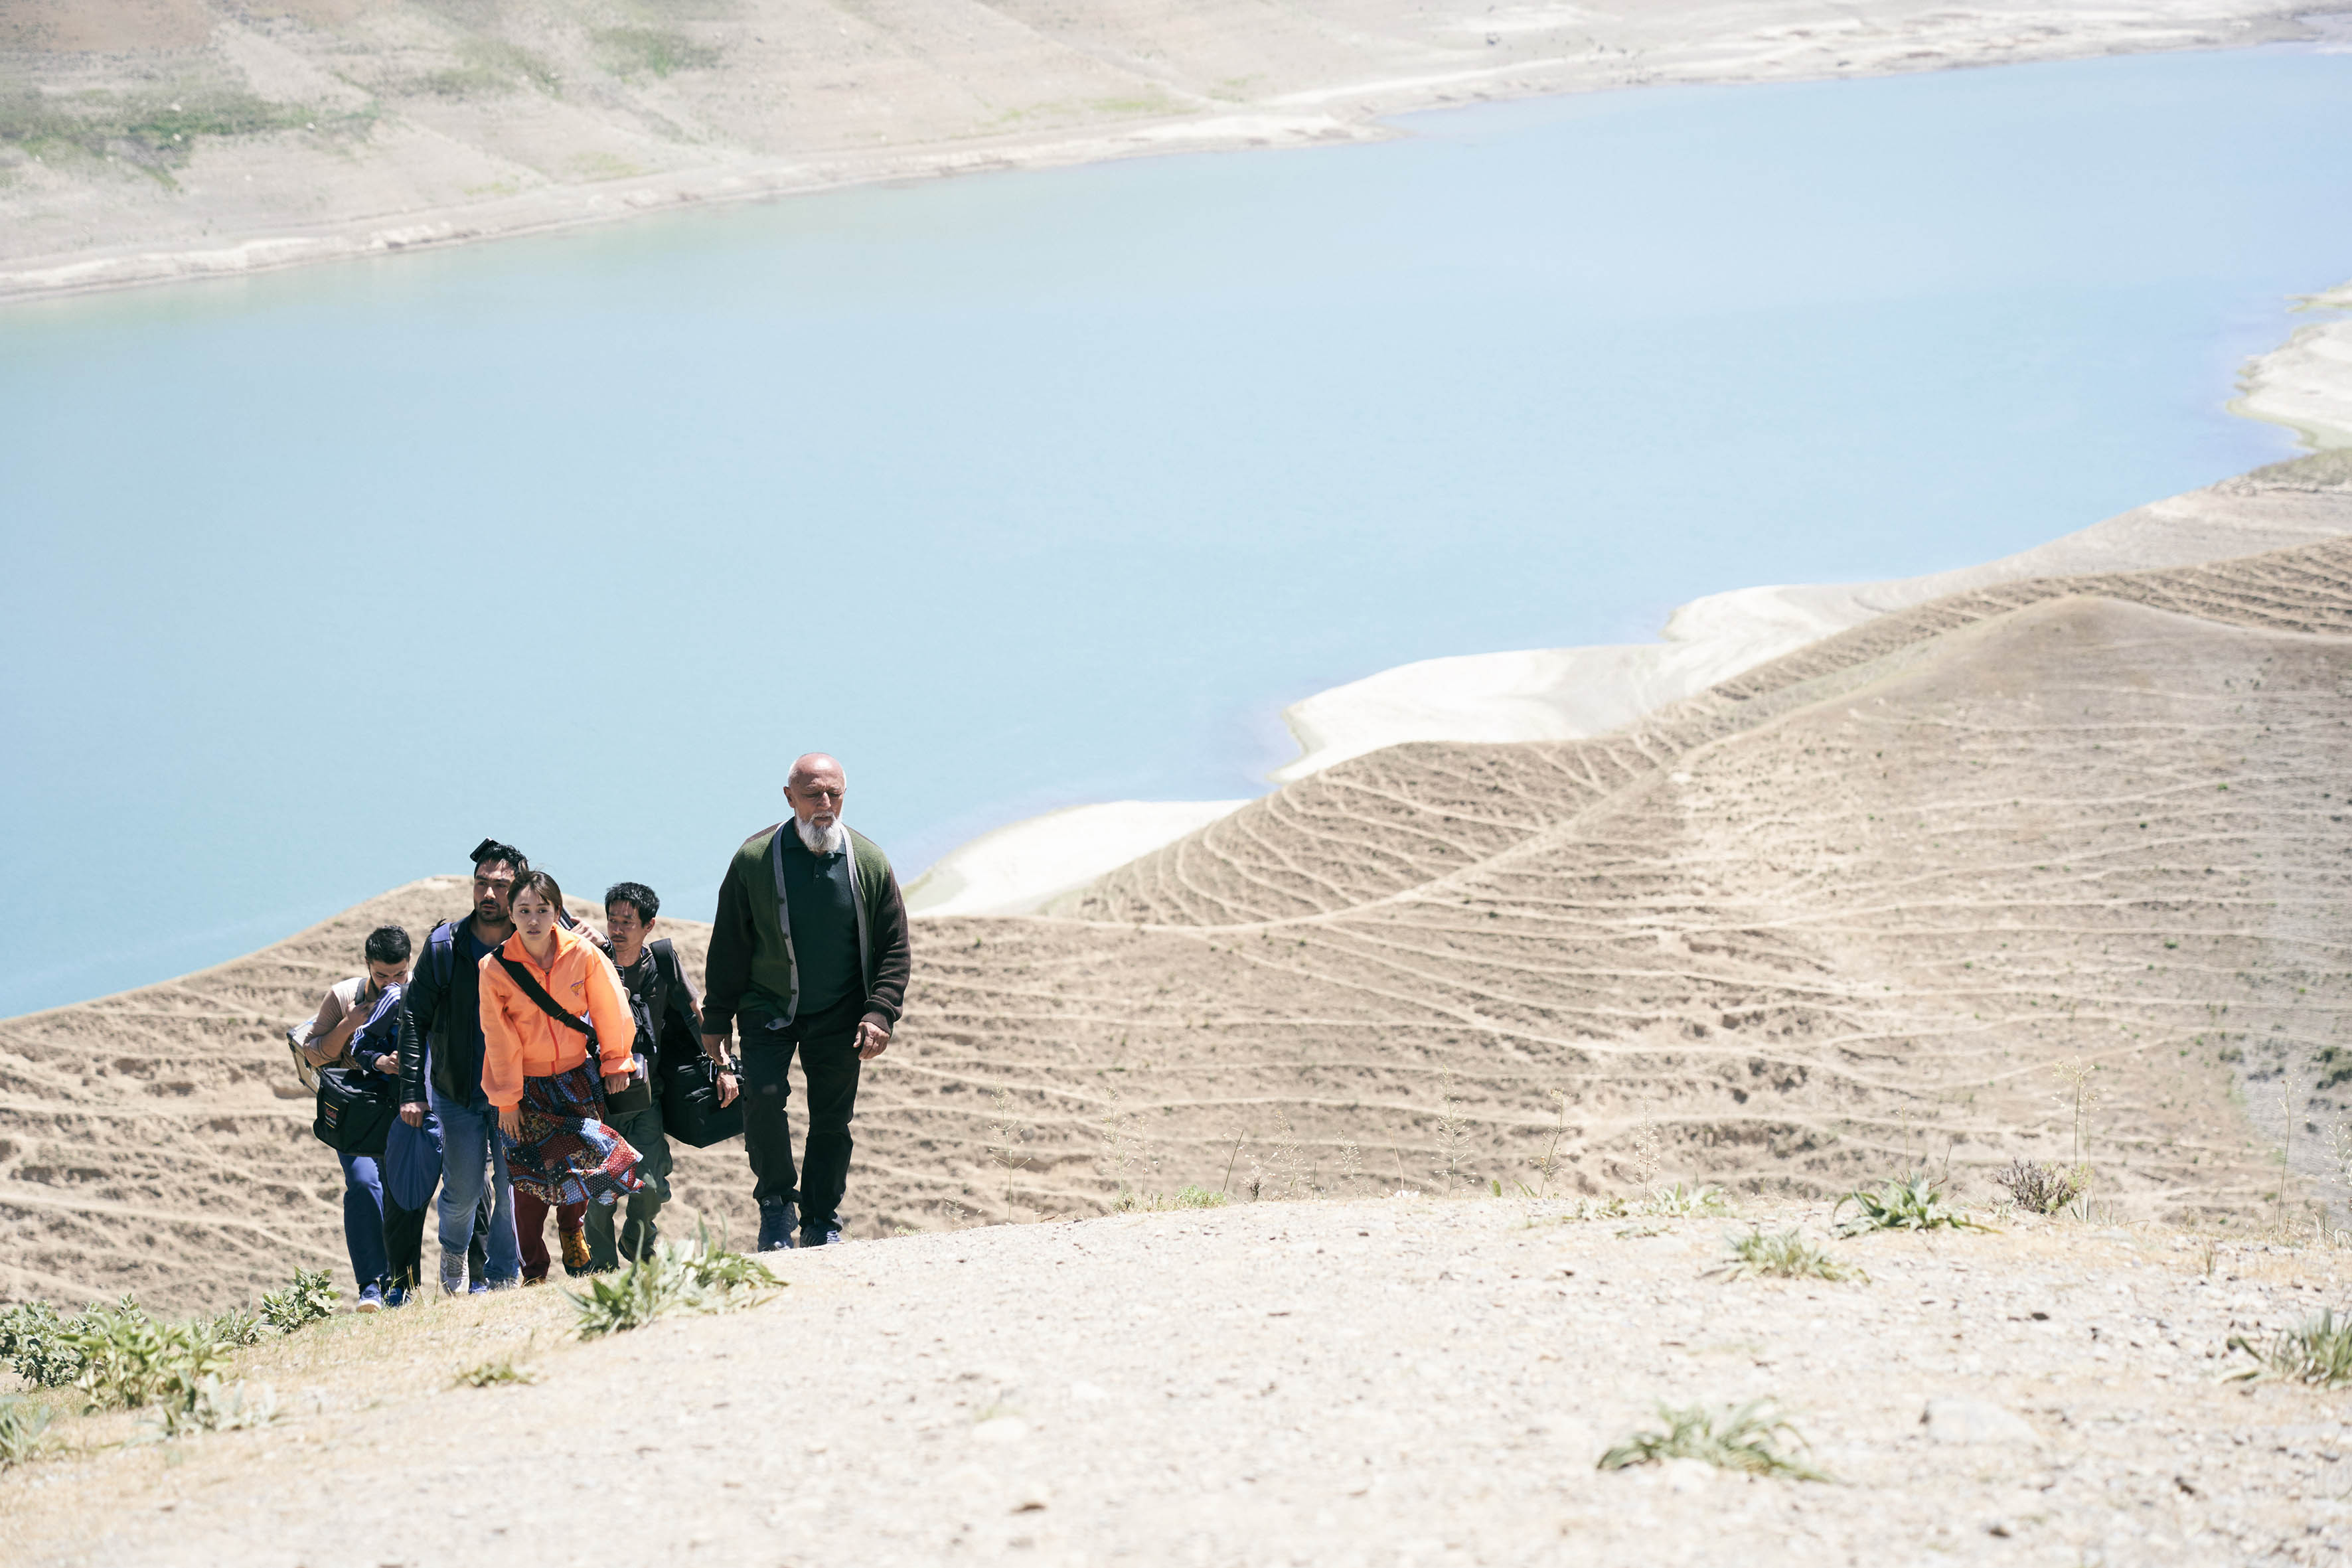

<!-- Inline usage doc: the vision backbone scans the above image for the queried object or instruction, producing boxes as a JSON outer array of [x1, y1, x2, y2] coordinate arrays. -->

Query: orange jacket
[[478, 925, 637, 1111]]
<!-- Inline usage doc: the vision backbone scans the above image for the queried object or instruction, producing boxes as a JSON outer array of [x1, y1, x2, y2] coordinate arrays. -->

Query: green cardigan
[[702, 823, 911, 1038]]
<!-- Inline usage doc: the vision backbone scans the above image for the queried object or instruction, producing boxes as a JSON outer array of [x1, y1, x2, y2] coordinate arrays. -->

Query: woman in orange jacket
[[480, 870, 645, 1217]]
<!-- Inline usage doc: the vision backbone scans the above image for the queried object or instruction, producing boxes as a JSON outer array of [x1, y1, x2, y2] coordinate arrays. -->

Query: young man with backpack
[[397, 838, 531, 1294], [584, 880, 712, 1270], [292, 924, 412, 1311]]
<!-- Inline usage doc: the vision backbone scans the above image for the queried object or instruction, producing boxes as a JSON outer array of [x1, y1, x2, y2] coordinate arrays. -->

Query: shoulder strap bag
[[497, 955, 653, 1117]]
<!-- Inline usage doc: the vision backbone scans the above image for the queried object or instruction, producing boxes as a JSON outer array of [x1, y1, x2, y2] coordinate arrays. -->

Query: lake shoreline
[[0, 1, 2331, 307]]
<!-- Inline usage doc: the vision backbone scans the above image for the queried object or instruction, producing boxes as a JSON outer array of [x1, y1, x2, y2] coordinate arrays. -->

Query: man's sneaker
[[756, 1201, 799, 1253], [560, 1228, 591, 1275], [382, 1284, 411, 1309], [799, 1224, 843, 1249], [485, 1275, 518, 1292], [438, 1251, 469, 1296], [355, 1281, 384, 1314]]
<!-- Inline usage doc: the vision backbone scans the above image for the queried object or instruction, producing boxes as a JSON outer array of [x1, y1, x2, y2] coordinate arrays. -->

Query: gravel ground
[[6, 1196, 2349, 1567]]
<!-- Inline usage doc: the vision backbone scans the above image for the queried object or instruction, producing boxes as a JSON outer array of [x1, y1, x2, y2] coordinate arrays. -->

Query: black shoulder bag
[[648, 941, 744, 1148], [311, 988, 400, 1156], [496, 957, 654, 1117]]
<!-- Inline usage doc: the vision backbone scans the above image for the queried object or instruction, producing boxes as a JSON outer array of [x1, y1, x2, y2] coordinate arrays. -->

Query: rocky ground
[[3, 1195, 2349, 1566]]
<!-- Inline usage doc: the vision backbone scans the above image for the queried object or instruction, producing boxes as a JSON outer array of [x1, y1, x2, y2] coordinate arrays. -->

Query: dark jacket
[[703, 823, 910, 1039], [398, 913, 494, 1105]]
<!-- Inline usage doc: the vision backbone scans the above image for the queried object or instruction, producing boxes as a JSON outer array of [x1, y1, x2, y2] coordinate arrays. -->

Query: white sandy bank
[[903, 799, 1249, 917], [2236, 279, 2352, 449]]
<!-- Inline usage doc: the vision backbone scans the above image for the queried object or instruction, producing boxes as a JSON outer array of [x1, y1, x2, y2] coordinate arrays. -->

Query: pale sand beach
[[2236, 277, 2352, 451], [0, 0, 2335, 301], [904, 799, 1249, 917]]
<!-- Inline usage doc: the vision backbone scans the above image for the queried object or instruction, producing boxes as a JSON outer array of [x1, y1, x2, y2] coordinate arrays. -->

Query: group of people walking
[[293, 754, 911, 1306]]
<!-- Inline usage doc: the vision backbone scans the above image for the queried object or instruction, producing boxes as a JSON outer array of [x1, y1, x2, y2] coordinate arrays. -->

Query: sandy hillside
[[6, 450, 2351, 1316], [0, 0, 2329, 299], [3, 1197, 2349, 1567]]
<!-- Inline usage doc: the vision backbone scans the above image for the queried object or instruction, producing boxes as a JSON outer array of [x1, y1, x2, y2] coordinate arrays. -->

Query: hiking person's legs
[[337, 1152, 389, 1294], [514, 1186, 556, 1283], [740, 1036, 799, 1247], [584, 1101, 669, 1269], [796, 1025, 864, 1243], [430, 1086, 521, 1288]]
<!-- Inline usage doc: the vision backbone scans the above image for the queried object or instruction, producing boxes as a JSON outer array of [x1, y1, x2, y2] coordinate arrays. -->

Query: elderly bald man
[[701, 753, 912, 1250]]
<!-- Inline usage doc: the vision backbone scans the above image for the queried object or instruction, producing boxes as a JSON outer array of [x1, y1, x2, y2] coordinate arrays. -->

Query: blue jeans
[[428, 1086, 520, 1282], [336, 1152, 389, 1291]]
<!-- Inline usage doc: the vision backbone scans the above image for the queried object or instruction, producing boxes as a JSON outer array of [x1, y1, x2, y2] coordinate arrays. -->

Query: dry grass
[[1597, 1399, 1831, 1481]]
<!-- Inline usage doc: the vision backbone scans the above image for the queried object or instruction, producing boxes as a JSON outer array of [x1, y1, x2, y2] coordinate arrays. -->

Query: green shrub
[[1833, 1173, 1990, 1236], [64, 1300, 236, 1411], [1117, 1185, 1228, 1212], [1597, 1399, 1830, 1481], [1992, 1158, 2086, 1216], [570, 1226, 779, 1340], [1642, 1182, 1729, 1217], [201, 1307, 268, 1348], [1717, 1226, 1866, 1282], [155, 1377, 276, 1438], [454, 1357, 536, 1388], [0, 1394, 54, 1466], [258, 1269, 337, 1334], [0, 1300, 82, 1388], [2228, 1310, 2352, 1387]]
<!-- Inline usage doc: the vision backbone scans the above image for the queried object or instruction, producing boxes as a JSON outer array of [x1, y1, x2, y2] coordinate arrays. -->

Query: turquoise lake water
[[3, 45, 2350, 1015]]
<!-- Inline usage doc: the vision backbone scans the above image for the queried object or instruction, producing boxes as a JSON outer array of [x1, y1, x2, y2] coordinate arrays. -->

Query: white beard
[[795, 816, 848, 856]]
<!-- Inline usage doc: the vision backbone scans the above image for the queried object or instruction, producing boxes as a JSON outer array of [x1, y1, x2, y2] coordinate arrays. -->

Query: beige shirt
[[299, 976, 388, 1068]]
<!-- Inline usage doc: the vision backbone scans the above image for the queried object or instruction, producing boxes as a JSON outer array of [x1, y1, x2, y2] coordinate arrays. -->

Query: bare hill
[[7, 455, 2352, 1313], [0, 0, 2323, 298]]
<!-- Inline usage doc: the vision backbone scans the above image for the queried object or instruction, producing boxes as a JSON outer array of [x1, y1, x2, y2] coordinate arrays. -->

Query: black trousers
[[740, 994, 866, 1229], [383, 1188, 489, 1290]]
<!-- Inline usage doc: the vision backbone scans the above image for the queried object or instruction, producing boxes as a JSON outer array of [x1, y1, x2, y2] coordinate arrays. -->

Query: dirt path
[[3, 1197, 2347, 1566]]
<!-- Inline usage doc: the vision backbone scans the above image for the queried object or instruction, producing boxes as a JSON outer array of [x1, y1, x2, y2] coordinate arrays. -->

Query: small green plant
[[1597, 1400, 1830, 1481], [1717, 1227, 1867, 1282], [1833, 1173, 1991, 1236], [201, 1307, 268, 1348], [258, 1269, 338, 1333], [0, 1300, 82, 1387], [1992, 1158, 2085, 1216], [2227, 1310, 2352, 1387], [454, 1357, 538, 1388], [1433, 1073, 1474, 1190], [1113, 1185, 1227, 1212], [1641, 1182, 1729, 1217], [986, 1087, 1036, 1223], [64, 1299, 236, 1412], [570, 1225, 780, 1340], [153, 1377, 276, 1439], [593, 26, 722, 78], [0, 1395, 54, 1466]]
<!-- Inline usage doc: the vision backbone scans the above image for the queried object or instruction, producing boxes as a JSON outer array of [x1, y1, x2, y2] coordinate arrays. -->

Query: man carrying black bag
[[587, 882, 740, 1269], [294, 925, 410, 1312]]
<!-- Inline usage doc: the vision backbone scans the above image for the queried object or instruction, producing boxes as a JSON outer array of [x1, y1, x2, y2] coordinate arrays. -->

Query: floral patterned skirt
[[503, 1061, 644, 1208]]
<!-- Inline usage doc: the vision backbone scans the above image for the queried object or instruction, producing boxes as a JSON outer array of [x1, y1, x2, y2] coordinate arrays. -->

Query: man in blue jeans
[[294, 924, 413, 1310], [397, 838, 530, 1294]]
